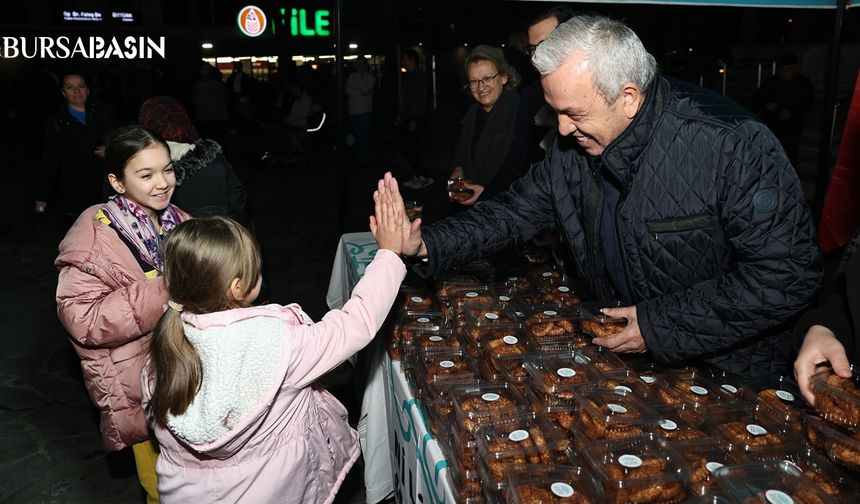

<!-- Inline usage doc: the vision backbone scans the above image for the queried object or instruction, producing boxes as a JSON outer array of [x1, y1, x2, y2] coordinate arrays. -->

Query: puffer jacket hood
[[167, 138, 222, 186]]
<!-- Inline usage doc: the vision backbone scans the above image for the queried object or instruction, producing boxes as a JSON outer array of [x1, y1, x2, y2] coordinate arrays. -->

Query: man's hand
[[592, 306, 647, 353], [794, 325, 852, 406], [450, 166, 464, 180], [379, 172, 426, 257], [457, 183, 484, 206]]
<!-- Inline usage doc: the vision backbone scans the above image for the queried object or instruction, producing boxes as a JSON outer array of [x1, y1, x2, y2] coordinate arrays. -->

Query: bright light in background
[[788, 18, 794, 23], [464, 43, 469, 47], [348, 43, 358, 49], [311, 63, 318, 70], [201, 42, 213, 49], [418, 42, 423, 46], [400, 67, 406, 73]]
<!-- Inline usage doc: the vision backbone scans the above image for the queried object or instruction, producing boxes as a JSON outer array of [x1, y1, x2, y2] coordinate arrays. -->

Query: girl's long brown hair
[[148, 217, 262, 425]]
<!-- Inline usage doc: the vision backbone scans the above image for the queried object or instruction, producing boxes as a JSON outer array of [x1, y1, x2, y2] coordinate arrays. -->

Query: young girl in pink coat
[[142, 192, 406, 503]]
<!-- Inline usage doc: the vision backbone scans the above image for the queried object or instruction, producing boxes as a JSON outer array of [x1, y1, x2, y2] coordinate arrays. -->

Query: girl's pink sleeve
[[283, 249, 405, 388]]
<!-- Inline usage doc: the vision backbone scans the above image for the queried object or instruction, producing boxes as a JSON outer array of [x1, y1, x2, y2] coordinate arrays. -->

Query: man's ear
[[229, 277, 245, 302], [619, 82, 644, 119], [107, 173, 125, 194]]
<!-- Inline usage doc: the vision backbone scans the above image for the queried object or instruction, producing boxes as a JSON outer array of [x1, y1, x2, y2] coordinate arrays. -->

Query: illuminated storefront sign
[[287, 8, 330, 37], [237, 5, 267, 37]]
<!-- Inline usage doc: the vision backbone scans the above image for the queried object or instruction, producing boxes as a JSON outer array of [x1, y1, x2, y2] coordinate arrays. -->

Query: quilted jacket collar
[[600, 76, 669, 189]]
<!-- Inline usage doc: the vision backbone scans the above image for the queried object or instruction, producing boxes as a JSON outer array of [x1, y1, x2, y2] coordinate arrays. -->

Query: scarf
[[101, 194, 183, 272]]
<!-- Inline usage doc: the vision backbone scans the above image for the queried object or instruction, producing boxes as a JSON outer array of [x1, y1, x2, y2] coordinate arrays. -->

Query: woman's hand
[[794, 325, 852, 406], [376, 172, 426, 256], [369, 188, 404, 254], [458, 183, 484, 206]]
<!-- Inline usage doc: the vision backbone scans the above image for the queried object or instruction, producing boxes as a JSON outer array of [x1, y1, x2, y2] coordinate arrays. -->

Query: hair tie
[[167, 300, 184, 312]]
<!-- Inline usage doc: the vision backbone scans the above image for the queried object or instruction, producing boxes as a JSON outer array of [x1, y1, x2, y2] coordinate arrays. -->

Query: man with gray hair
[[378, 14, 821, 377]]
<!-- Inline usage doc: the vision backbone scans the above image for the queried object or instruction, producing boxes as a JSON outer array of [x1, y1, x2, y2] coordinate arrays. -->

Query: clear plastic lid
[[415, 348, 479, 388], [667, 437, 748, 496], [801, 411, 860, 473], [524, 386, 580, 433], [402, 328, 463, 362], [576, 303, 628, 340], [479, 327, 532, 358], [538, 283, 584, 309], [488, 351, 539, 384], [706, 402, 804, 456], [435, 274, 481, 304], [505, 464, 602, 504], [573, 347, 629, 375], [397, 287, 438, 313], [521, 305, 581, 346], [582, 434, 689, 504], [713, 460, 837, 504], [451, 382, 529, 434], [656, 371, 736, 409], [475, 413, 572, 490], [811, 366, 860, 431], [529, 266, 567, 288], [462, 306, 522, 329], [704, 369, 754, 401], [572, 388, 659, 444], [523, 354, 606, 396], [448, 284, 498, 316], [586, 369, 661, 400], [648, 405, 710, 442]]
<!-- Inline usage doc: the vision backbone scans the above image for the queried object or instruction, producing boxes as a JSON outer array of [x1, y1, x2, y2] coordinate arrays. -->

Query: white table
[[326, 232, 456, 504]]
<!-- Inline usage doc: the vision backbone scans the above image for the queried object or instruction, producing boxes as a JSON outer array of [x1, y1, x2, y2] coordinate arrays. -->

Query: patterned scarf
[[101, 194, 183, 272]]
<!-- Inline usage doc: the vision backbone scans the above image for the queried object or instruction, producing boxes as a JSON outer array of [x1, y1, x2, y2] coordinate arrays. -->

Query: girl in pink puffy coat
[[142, 194, 405, 503]]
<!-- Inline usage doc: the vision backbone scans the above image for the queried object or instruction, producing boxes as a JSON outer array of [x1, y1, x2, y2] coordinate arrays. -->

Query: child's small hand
[[369, 190, 404, 254]]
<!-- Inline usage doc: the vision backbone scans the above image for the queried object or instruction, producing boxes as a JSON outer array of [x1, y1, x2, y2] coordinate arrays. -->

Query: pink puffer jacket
[[55, 204, 190, 451]]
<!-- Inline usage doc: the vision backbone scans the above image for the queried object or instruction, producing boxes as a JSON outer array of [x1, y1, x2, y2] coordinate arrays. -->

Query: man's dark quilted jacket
[[417, 76, 822, 377]]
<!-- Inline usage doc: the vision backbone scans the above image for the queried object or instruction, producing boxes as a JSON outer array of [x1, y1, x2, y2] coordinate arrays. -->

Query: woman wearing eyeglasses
[[449, 45, 524, 206]]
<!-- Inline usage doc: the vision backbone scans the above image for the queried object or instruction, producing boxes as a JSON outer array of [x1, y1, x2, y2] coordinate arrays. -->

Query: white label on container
[[690, 385, 709, 396], [508, 429, 529, 442], [558, 286, 571, 293], [466, 291, 479, 298], [615, 385, 633, 394], [776, 390, 795, 402], [503, 335, 519, 345], [428, 336, 443, 342], [499, 295, 511, 302], [640, 375, 657, 384], [765, 489, 794, 504], [551, 482, 575, 498], [542, 272, 553, 277], [557, 367, 576, 378], [482, 393, 500, 402], [410, 296, 423, 303], [721, 384, 738, 394], [484, 313, 499, 320], [543, 310, 558, 316], [783, 460, 802, 473], [659, 419, 678, 431], [746, 424, 768, 436], [439, 360, 455, 369], [417, 317, 430, 323], [618, 454, 642, 468], [608, 403, 628, 414], [706, 462, 724, 474]]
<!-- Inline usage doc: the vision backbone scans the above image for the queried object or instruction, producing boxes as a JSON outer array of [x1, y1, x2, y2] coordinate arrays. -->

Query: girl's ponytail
[[148, 307, 202, 425]]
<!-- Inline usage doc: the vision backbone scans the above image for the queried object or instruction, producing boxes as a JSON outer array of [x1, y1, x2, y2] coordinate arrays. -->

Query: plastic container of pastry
[[390, 310, 447, 360], [582, 434, 690, 504], [656, 371, 736, 409], [586, 369, 661, 400], [444, 437, 483, 503], [736, 376, 807, 435], [402, 328, 464, 368], [703, 369, 756, 403], [571, 387, 660, 446], [398, 287, 438, 313], [713, 460, 837, 504], [414, 348, 479, 388], [451, 382, 529, 434], [488, 351, 539, 385], [576, 303, 628, 340], [537, 282, 584, 309], [573, 347, 629, 375], [810, 366, 860, 431], [801, 411, 860, 472], [462, 306, 522, 336], [447, 284, 498, 317], [777, 445, 860, 502], [525, 384, 581, 434], [454, 259, 496, 283], [648, 405, 711, 442], [478, 327, 532, 358], [519, 305, 583, 352], [475, 413, 573, 490], [524, 354, 606, 395], [667, 437, 747, 497], [434, 274, 481, 305], [529, 266, 567, 289], [505, 464, 603, 504], [705, 402, 804, 457]]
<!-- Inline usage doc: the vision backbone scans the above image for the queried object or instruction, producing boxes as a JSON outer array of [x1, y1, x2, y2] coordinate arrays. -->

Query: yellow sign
[[237, 5, 267, 37]]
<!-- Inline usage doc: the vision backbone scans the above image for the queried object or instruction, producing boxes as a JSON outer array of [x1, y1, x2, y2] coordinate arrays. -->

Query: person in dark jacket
[[36, 73, 119, 224], [794, 227, 860, 405], [138, 96, 250, 226], [451, 45, 522, 205], [379, 14, 822, 377]]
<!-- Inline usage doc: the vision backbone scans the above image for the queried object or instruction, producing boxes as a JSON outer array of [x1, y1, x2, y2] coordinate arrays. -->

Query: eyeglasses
[[467, 73, 499, 89]]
